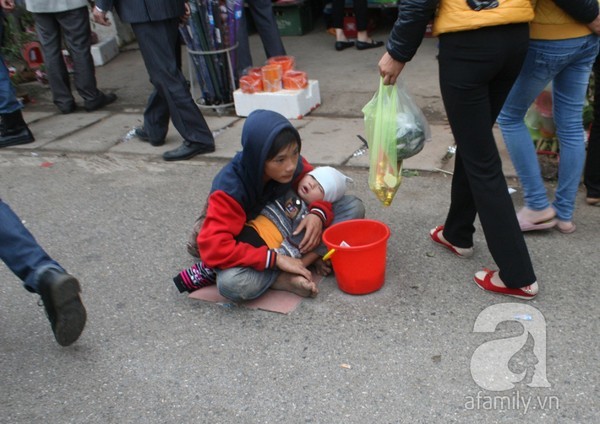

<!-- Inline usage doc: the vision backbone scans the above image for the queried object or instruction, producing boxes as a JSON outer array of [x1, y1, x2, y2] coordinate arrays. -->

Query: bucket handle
[[323, 249, 336, 261], [322, 241, 351, 261]]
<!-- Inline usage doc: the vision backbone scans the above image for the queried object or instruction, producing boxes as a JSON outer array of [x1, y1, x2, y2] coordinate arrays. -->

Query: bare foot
[[556, 220, 576, 234], [271, 273, 318, 298], [313, 258, 332, 276]]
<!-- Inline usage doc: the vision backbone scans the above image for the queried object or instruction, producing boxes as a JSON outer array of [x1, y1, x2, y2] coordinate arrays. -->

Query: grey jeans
[[33, 6, 101, 111], [216, 194, 366, 301]]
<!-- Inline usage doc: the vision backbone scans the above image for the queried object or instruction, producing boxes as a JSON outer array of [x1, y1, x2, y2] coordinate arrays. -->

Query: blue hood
[[210, 110, 304, 218]]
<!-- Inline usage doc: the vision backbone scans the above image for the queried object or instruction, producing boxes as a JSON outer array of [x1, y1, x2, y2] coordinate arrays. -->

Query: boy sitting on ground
[[173, 166, 352, 293]]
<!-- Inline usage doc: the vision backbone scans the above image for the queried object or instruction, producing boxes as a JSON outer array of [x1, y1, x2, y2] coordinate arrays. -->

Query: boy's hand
[[294, 213, 323, 253], [276, 255, 312, 281]]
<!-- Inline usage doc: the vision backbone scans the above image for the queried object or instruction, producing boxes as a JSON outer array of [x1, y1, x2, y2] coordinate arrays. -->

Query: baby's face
[[297, 174, 325, 204]]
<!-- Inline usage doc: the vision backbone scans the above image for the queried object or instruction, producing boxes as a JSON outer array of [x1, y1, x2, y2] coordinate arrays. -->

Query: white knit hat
[[308, 166, 353, 202]]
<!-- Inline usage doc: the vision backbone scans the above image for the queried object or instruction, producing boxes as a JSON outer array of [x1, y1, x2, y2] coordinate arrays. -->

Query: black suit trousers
[[132, 18, 214, 146]]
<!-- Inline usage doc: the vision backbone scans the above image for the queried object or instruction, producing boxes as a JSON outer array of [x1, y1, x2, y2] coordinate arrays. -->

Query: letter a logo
[[470, 303, 551, 391]]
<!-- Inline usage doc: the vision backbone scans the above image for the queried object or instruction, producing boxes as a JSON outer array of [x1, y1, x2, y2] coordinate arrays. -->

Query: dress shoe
[[38, 268, 87, 346], [335, 41, 355, 51], [58, 103, 77, 114], [0, 110, 35, 148], [356, 40, 384, 50], [84, 92, 117, 112], [163, 140, 215, 161], [134, 127, 165, 146]]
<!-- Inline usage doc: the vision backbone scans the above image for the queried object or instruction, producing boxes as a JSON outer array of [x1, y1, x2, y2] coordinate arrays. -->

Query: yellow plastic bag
[[362, 78, 430, 206]]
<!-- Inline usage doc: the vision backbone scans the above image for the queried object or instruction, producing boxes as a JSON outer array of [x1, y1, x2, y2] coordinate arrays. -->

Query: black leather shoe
[[356, 40, 384, 50], [335, 41, 355, 51], [58, 103, 77, 114], [0, 127, 34, 148], [0, 110, 35, 148], [134, 127, 165, 146], [84, 92, 117, 112], [163, 140, 215, 161], [38, 269, 87, 346]]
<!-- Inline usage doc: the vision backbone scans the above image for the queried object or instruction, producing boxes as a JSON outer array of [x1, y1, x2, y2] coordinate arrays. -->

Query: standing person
[[236, 0, 286, 76], [378, 0, 539, 299], [497, 0, 600, 234], [93, 0, 216, 162], [24, 0, 117, 114], [331, 0, 383, 51], [0, 0, 34, 147], [0, 199, 87, 346], [584, 52, 600, 206], [196, 110, 364, 302]]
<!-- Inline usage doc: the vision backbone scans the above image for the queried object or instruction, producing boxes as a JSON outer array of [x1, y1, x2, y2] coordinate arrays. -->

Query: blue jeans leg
[[0, 52, 22, 114], [0, 200, 63, 293], [331, 194, 366, 224], [498, 35, 599, 220], [551, 38, 599, 220]]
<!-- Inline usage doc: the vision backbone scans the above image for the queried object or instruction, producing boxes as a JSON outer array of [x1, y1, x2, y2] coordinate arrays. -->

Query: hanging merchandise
[[362, 78, 431, 206], [181, 0, 243, 107]]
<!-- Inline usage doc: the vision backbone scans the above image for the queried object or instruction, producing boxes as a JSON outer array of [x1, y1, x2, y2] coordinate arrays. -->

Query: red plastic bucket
[[322, 219, 390, 295]]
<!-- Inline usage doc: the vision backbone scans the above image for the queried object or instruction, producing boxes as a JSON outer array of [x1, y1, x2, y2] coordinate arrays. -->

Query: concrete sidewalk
[[10, 20, 517, 177]]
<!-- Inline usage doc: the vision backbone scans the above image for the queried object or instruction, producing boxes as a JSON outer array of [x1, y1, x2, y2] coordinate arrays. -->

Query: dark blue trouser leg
[[0, 199, 63, 293]]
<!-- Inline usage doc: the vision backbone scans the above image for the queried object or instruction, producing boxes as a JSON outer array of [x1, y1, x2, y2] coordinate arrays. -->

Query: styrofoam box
[[233, 80, 321, 119], [91, 36, 119, 67]]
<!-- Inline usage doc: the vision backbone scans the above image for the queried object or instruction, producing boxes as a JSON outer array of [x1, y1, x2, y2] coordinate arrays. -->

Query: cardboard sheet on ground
[[188, 272, 325, 314]]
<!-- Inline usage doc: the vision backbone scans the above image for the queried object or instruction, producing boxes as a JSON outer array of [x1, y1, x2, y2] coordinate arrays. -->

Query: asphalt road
[[1, 154, 598, 423]]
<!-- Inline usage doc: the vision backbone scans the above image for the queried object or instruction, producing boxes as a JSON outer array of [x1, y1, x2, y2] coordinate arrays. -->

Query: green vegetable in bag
[[362, 78, 430, 206], [394, 79, 431, 160]]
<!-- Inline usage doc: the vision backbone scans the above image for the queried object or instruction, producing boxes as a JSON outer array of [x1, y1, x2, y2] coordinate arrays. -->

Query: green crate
[[273, 0, 313, 36]]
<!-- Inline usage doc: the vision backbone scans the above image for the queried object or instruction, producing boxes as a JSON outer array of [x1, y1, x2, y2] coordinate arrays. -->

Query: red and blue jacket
[[198, 110, 333, 271]]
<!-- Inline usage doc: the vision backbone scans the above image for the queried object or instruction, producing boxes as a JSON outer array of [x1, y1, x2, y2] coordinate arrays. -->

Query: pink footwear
[[429, 225, 473, 258], [516, 208, 557, 232], [473, 269, 537, 300]]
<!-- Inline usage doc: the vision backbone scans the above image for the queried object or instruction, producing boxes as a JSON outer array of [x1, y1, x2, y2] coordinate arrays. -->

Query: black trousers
[[131, 18, 214, 146], [236, 0, 286, 75], [332, 0, 368, 31], [584, 53, 600, 198], [438, 23, 536, 288]]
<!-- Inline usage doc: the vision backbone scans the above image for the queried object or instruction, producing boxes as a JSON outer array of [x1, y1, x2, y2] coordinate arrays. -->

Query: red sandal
[[473, 268, 538, 300], [429, 225, 473, 258]]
